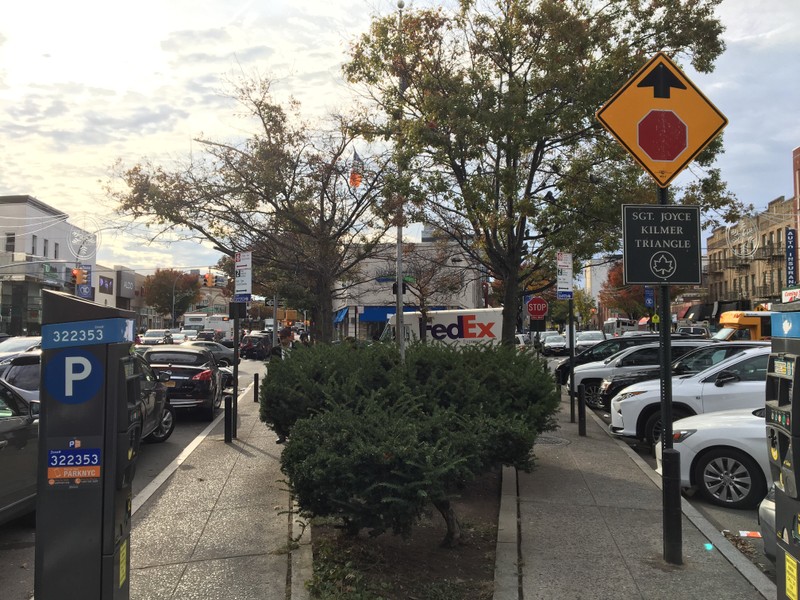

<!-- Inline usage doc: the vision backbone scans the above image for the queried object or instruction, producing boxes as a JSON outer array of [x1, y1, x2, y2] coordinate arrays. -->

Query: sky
[[1, 0, 798, 274]]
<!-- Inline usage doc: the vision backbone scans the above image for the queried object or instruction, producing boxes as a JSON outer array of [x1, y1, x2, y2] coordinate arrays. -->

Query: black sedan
[[181, 340, 239, 367], [142, 346, 224, 421], [240, 334, 271, 360]]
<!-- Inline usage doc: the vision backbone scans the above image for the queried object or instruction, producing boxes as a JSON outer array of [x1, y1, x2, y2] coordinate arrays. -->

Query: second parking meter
[[767, 307, 800, 600], [34, 291, 138, 600]]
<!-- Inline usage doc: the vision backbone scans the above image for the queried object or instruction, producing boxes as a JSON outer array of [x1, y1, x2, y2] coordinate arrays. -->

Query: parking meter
[[34, 290, 138, 600], [766, 307, 800, 599]]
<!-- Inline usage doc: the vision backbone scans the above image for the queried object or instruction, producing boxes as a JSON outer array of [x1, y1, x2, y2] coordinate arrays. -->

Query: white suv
[[569, 340, 712, 409], [609, 346, 770, 444]]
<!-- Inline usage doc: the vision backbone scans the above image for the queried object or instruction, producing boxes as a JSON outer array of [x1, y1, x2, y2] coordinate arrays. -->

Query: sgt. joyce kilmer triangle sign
[[622, 205, 701, 285]]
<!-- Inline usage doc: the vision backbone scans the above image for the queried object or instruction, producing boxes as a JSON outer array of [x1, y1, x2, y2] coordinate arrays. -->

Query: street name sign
[[622, 205, 701, 285], [596, 52, 727, 187]]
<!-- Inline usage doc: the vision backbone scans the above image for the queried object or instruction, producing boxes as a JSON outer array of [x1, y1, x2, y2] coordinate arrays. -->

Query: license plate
[[164, 381, 176, 387]]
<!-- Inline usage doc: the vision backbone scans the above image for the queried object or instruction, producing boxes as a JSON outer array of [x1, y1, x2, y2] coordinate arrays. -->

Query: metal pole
[[657, 185, 682, 565], [577, 383, 586, 436], [568, 298, 576, 423], [232, 308, 239, 439], [395, 0, 405, 362], [254, 373, 259, 404]]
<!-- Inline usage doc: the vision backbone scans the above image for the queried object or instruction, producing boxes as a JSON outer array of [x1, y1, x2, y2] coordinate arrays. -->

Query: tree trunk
[[433, 498, 462, 548], [501, 275, 521, 345]]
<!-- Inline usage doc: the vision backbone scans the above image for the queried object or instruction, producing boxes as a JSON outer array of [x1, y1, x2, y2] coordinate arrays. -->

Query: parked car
[[609, 346, 770, 444], [677, 325, 711, 338], [142, 346, 224, 421], [240, 334, 271, 360], [598, 341, 770, 409], [0, 378, 38, 526], [533, 330, 560, 352], [542, 334, 568, 356], [552, 332, 693, 385], [655, 407, 770, 509], [570, 340, 711, 409], [574, 330, 606, 354], [758, 486, 776, 561], [0, 351, 174, 444], [0, 336, 42, 364], [0, 351, 174, 527], [181, 340, 238, 366], [515, 333, 529, 352]]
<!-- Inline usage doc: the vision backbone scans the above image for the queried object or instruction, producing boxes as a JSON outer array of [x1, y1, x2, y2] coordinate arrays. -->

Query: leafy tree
[[573, 288, 597, 329], [109, 77, 393, 342], [144, 269, 202, 325], [598, 262, 646, 319], [344, 0, 743, 345]]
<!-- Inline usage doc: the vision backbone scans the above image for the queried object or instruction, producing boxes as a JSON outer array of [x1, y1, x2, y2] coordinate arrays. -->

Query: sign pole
[[568, 297, 576, 423], [657, 186, 682, 565]]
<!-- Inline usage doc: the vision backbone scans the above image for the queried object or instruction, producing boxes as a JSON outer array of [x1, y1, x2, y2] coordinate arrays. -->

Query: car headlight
[[671, 429, 696, 443], [615, 390, 646, 402]]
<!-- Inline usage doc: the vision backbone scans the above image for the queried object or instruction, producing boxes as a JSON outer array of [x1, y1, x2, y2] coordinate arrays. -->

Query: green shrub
[[266, 341, 560, 539]]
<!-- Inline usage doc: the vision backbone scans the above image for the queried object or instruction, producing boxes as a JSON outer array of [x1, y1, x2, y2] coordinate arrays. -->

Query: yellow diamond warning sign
[[596, 52, 727, 187]]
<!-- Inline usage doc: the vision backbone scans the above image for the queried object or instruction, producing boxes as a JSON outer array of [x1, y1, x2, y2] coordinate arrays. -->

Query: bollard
[[577, 383, 586, 436], [254, 373, 259, 403], [662, 448, 683, 564], [224, 395, 232, 443]]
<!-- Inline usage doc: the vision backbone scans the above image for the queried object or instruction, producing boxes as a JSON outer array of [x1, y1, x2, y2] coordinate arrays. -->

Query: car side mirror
[[715, 370, 740, 387]]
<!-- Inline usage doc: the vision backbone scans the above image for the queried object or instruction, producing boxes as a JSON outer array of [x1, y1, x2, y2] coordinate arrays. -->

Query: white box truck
[[382, 308, 504, 345]]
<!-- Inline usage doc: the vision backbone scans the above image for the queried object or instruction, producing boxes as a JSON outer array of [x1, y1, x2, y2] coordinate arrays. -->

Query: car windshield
[[546, 335, 565, 344], [146, 351, 209, 366], [0, 336, 41, 352]]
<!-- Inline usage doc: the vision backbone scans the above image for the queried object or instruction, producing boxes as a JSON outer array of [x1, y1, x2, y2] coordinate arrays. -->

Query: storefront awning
[[677, 302, 693, 319], [358, 306, 448, 323], [333, 307, 348, 324]]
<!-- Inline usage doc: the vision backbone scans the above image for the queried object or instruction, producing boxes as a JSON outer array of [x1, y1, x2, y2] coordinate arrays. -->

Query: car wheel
[[643, 408, 690, 445], [581, 380, 604, 409], [204, 400, 217, 422], [146, 405, 175, 443], [693, 447, 767, 509]]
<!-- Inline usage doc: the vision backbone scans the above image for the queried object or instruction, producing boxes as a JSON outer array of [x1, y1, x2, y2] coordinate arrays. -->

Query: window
[[5, 233, 15, 252], [54, 242, 59, 259], [43, 239, 49, 257], [31, 234, 37, 255]]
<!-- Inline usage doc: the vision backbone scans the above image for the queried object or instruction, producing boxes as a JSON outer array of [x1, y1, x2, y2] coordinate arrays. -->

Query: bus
[[603, 318, 638, 337], [713, 310, 773, 341], [206, 314, 234, 340], [182, 313, 208, 333]]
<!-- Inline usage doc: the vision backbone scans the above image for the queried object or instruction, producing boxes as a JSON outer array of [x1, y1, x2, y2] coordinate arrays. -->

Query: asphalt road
[[0, 358, 266, 600], [547, 354, 777, 584]]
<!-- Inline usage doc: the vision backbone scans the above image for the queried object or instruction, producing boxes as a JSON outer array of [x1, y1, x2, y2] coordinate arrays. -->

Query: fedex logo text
[[428, 315, 497, 341]]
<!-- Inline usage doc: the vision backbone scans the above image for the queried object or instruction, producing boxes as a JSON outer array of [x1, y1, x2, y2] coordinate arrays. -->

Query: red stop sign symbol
[[527, 296, 548, 319], [638, 110, 687, 161]]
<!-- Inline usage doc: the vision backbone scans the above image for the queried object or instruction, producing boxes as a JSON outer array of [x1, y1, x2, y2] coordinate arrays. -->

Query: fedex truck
[[382, 308, 504, 345]]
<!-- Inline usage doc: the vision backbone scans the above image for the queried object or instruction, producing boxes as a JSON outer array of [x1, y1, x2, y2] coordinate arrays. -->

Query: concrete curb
[[493, 465, 520, 600], [291, 509, 313, 600], [585, 407, 777, 599]]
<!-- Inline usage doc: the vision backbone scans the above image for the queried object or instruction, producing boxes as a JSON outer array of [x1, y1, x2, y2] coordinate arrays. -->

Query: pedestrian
[[271, 327, 296, 444], [299, 331, 310, 347]]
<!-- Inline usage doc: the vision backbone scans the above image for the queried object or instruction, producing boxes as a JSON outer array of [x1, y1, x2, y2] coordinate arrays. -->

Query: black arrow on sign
[[637, 63, 686, 98]]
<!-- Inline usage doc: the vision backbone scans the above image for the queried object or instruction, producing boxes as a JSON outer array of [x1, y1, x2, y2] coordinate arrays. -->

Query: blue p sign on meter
[[44, 348, 104, 405]]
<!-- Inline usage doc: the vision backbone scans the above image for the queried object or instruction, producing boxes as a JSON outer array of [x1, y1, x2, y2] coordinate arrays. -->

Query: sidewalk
[[495, 396, 777, 600], [129, 385, 311, 600]]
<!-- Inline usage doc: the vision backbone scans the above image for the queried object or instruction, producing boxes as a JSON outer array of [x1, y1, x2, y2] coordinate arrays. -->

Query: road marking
[[132, 382, 254, 515]]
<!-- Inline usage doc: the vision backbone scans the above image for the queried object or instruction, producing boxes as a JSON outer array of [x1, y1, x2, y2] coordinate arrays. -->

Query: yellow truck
[[712, 310, 773, 341]]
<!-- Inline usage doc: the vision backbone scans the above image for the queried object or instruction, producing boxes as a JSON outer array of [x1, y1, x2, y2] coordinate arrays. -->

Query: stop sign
[[527, 296, 548, 319]]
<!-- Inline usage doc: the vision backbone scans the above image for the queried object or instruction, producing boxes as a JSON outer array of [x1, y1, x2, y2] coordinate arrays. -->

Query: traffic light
[[392, 281, 407, 295], [75, 269, 86, 285], [203, 274, 211, 286], [71, 268, 79, 285]]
